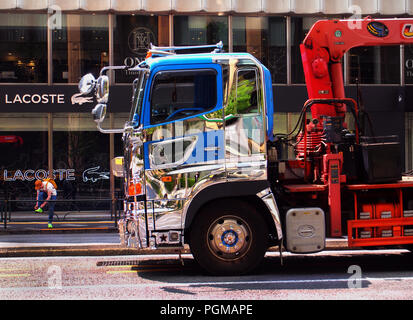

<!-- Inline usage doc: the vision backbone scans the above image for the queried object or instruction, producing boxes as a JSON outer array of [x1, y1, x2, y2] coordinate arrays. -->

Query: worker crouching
[[34, 179, 57, 229]]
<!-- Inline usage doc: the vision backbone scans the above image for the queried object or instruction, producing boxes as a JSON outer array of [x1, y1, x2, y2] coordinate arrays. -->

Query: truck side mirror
[[79, 73, 96, 94], [92, 103, 107, 124]]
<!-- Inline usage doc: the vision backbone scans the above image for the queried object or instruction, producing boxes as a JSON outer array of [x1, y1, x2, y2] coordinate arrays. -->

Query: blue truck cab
[[79, 43, 282, 275]]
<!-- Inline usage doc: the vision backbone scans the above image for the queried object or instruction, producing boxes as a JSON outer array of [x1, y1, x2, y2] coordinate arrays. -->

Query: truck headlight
[[92, 103, 107, 124], [96, 75, 109, 103]]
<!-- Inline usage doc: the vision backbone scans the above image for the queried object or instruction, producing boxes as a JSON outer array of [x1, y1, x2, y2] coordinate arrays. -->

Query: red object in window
[[0, 135, 23, 145]]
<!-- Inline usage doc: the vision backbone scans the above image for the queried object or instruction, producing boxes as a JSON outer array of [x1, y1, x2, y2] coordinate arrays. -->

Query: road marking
[[104, 264, 183, 268], [0, 273, 30, 278], [106, 266, 185, 274], [0, 268, 28, 272], [105, 265, 136, 268], [106, 270, 138, 274]]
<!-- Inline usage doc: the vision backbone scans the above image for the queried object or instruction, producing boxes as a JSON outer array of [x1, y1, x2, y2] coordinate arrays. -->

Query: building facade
[[1, 0, 413, 204]]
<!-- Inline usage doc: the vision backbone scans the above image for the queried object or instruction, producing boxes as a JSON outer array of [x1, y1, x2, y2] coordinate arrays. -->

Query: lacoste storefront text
[[5, 93, 65, 104]]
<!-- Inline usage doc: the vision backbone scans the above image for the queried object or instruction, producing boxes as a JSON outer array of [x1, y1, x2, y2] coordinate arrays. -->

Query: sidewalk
[[0, 209, 118, 234]]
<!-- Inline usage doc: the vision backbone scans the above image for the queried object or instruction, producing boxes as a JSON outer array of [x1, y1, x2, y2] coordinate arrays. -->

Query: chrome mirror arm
[[96, 122, 125, 134]]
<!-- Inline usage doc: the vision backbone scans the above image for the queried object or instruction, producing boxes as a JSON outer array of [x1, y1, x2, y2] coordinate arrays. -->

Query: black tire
[[189, 199, 269, 276]]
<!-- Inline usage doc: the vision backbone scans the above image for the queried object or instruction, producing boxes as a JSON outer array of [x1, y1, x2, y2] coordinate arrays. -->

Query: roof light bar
[[148, 41, 224, 56]]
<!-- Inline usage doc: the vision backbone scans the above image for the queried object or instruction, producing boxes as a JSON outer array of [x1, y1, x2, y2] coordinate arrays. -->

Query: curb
[[0, 245, 191, 258]]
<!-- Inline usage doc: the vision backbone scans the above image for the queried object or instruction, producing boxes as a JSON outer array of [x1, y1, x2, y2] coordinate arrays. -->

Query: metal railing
[[0, 198, 122, 230]]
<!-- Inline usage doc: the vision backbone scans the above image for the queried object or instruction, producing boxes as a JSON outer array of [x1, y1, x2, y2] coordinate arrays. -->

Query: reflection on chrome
[[119, 56, 283, 249]]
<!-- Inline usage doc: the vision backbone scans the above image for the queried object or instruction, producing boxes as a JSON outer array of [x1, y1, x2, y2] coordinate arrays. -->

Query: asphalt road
[[0, 249, 412, 301]]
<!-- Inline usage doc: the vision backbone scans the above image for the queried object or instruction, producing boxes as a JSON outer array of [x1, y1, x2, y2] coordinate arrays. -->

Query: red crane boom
[[294, 18, 413, 237], [301, 18, 413, 120]]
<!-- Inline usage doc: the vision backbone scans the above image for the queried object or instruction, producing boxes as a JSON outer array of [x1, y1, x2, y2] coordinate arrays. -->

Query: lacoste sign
[[5, 93, 65, 104], [0, 84, 131, 113], [0, 85, 95, 113]]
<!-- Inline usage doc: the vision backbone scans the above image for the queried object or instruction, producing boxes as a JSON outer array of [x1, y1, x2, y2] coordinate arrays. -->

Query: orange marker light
[[161, 176, 172, 183], [128, 182, 142, 196]]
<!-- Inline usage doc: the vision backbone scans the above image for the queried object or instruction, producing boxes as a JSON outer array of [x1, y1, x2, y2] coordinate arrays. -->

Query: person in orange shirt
[[34, 179, 57, 229]]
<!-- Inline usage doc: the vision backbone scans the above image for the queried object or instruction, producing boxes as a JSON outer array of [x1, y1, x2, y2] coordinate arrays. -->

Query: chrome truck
[[78, 42, 284, 275], [78, 20, 413, 277]]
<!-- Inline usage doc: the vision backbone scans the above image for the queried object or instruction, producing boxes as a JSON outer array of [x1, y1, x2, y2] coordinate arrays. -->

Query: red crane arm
[[301, 18, 413, 120]]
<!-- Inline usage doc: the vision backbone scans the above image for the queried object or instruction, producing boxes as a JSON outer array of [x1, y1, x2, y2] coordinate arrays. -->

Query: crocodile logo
[[82, 166, 110, 183], [71, 93, 93, 106]]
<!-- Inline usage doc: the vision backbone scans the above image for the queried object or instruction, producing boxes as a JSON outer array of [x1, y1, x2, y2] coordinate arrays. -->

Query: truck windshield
[[129, 72, 148, 125]]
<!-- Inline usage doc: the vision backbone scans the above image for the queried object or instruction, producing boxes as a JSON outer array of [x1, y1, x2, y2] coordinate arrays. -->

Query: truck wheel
[[189, 199, 269, 276]]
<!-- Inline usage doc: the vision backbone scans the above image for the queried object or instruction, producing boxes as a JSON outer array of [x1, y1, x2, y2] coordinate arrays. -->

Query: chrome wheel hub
[[208, 216, 251, 260]]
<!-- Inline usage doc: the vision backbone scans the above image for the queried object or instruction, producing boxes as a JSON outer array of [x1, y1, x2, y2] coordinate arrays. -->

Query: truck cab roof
[[139, 52, 261, 70]]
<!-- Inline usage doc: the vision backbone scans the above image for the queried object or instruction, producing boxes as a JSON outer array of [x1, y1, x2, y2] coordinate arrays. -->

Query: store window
[[406, 113, 413, 172], [291, 17, 319, 84], [349, 46, 400, 84], [0, 13, 47, 83], [0, 113, 48, 203], [114, 14, 169, 83], [53, 14, 109, 83], [233, 17, 286, 84], [53, 113, 110, 202], [405, 45, 413, 84], [174, 16, 228, 52]]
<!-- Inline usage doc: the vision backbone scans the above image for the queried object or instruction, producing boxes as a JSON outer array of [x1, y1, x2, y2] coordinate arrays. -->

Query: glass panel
[[291, 17, 319, 84], [349, 46, 400, 84], [406, 112, 413, 172], [232, 16, 286, 83], [0, 113, 48, 204], [129, 73, 148, 124], [53, 14, 109, 83], [150, 69, 217, 125], [0, 13, 47, 83], [52, 113, 110, 202], [174, 15, 228, 52], [234, 68, 259, 115], [404, 45, 413, 84], [114, 14, 169, 83]]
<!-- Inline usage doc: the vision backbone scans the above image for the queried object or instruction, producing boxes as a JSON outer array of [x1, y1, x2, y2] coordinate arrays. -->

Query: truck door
[[224, 63, 267, 180], [141, 65, 224, 230]]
